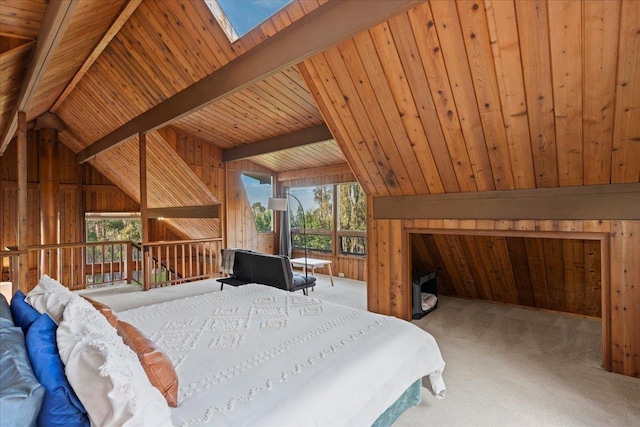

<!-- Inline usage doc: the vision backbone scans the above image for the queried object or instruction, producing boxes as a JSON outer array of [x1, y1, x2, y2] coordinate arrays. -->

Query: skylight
[[205, 0, 292, 42]]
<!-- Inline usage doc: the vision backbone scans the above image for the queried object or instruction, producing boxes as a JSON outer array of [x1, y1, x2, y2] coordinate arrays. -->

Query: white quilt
[[117, 284, 446, 427]]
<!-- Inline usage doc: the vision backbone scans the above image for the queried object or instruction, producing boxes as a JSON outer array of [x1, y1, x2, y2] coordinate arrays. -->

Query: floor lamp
[[268, 193, 308, 286]]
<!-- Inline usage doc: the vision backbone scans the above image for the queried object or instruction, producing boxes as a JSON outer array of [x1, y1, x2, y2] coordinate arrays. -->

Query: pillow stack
[[5, 275, 176, 427]]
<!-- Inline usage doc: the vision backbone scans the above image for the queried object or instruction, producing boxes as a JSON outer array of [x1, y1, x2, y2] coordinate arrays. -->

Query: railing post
[[143, 245, 151, 291], [126, 241, 133, 284]]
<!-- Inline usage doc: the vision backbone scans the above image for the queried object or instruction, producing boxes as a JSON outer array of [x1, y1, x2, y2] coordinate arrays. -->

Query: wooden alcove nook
[[407, 228, 611, 371]]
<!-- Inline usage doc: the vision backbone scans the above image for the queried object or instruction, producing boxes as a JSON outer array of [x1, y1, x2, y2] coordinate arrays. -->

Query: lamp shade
[[268, 197, 288, 211]]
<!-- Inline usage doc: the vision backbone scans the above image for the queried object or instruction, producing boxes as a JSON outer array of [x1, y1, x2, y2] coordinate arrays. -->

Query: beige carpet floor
[[312, 274, 640, 427]]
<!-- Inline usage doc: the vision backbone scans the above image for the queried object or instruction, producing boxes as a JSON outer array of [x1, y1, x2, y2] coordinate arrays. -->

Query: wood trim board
[[374, 183, 640, 220]]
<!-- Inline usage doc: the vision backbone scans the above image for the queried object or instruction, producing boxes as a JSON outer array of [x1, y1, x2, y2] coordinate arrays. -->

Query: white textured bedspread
[[117, 284, 446, 427]]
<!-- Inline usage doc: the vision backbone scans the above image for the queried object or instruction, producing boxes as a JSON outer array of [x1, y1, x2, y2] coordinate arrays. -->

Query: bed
[[4, 276, 446, 427]]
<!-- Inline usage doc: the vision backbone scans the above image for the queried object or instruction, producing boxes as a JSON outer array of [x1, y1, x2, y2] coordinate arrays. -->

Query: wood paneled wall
[[411, 234, 601, 317], [0, 132, 139, 285], [161, 127, 275, 253], [368, 214, 640, 378]]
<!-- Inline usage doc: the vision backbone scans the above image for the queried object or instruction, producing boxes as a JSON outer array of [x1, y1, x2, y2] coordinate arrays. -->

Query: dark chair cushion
[[292, 274, 316, 289]]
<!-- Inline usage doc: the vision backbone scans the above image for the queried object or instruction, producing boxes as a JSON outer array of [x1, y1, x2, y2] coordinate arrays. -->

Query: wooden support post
[[75, 164, 84, 287], [139, 133, 151, 290], [38, 128, 59, 277], [16, 112, 28, 292]]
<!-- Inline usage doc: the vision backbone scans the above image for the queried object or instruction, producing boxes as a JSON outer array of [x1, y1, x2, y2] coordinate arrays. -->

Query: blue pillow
[[0, 324, 45, 427], [25, 314, 89, 427], [10, 290, 40, 335]]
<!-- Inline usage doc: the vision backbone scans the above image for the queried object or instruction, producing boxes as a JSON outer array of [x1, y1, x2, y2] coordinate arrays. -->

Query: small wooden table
[[290, 257, 334, 286]]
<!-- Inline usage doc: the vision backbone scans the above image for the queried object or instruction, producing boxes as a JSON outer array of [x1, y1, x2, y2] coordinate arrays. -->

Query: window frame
[[242, 172, 275, 234], [288, 183, 367, 257]]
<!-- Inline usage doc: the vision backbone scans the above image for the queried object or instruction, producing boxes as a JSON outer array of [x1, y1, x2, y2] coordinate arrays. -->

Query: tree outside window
[[338, 183, 366, 255], [288, 183, 366, 256], [290, 185, 332, 252], [242, 172, 273, 232]]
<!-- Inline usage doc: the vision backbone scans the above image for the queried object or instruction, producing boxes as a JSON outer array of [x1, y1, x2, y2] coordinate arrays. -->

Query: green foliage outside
[[86, 219, 142, 243], [290, 183, 367, 254], [250, 202, 273, 232]]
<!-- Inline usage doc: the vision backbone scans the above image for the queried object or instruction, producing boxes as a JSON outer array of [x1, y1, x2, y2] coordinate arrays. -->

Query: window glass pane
[[206, 0, 292, 41], [242, 173, 273, 232], [290, 186, 332, 230], [292, 233, 332, 253], [339, 236, 367, 256], [338, 183, 366, 231]]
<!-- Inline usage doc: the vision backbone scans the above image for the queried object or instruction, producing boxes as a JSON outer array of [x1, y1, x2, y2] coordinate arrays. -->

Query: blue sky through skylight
[[217, 0, 292, 38]]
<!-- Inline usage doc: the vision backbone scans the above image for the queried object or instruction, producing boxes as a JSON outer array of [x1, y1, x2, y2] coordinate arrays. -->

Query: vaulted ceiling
[[1, 0, 639, 237]]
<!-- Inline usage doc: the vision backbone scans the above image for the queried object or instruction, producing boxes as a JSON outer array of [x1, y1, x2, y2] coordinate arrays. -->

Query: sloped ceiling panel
[[84, 130, 220, 239], [0, 0, 46, 131], [299, 0, 640, 198], [55, 0, 326, 151], [26, 0, 128, 122], [171, 67, 325, 149], [249, 139, 346, 172]]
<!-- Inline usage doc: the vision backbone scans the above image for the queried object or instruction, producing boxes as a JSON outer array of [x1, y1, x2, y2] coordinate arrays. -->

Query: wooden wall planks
[[300, 0, 639, 198]]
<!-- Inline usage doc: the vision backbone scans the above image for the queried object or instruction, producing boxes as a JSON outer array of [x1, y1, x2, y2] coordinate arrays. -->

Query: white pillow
[[57, 298, 173, 427], [25, 275, 75, 324]]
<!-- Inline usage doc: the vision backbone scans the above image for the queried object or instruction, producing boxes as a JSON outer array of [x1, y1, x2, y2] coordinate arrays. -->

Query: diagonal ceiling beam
[[76, 0, 425, 163], [222, 124, 333, 162], [0, 0, 79, 155], [50, 0, 142, 113]]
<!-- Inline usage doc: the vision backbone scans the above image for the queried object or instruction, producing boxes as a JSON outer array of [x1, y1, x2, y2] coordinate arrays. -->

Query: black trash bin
[[412, 270, 438, 319]]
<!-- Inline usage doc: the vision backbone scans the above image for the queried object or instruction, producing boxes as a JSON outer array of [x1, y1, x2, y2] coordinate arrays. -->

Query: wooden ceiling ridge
[[0, 0, 79, 155], [75, 0, 426, 164], [221, 124, 333, 162]]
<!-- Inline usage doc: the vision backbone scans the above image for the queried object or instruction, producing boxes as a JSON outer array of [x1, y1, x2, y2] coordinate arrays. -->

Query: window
[[290, 185, 333, 252], [85, 213, 141, 285], [287, 183, 366, 256], [242, 172, 273, 232], [206, 0, 292, 42], [85, 213, 141, 243], [337, 183, 366, 255]]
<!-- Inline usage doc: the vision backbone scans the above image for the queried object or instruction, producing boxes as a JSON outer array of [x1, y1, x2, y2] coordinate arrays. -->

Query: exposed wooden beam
[[34, 112, 65, 130], [0, 0, 79, 155], [76, 0, 425, 163], [222, 124, 333, 162], [277, 163, 354, 182], [374, 183, 640, 220], [147, 205, 220, 219], [50, 0, 142, 113]]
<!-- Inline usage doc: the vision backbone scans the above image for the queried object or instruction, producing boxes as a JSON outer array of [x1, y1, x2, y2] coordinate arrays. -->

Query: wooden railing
[[0, 249, 25, 288], [28, 241, 140, 290], [2, 238, 222, 291], [140, 238, 222, 290]]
